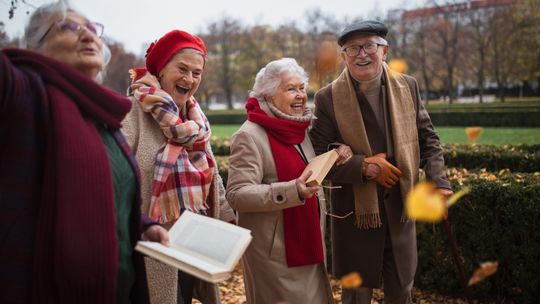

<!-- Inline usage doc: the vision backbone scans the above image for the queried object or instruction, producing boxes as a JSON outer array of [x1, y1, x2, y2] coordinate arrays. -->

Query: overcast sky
[[1, 0, 423, 55]]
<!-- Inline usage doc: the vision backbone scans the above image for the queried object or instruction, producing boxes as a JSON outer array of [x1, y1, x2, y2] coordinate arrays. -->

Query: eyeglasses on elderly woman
[[39, 19, 104, 43]]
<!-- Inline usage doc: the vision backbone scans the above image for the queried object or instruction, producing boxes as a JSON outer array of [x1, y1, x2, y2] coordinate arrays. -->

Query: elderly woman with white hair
[[226, 58, 351, 303], [0, 2, 168, 303]]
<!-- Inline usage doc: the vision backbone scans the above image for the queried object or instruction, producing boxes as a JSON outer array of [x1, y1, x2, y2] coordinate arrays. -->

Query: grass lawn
[[213, 125, 540, 145], [435, 127, 540, 145]]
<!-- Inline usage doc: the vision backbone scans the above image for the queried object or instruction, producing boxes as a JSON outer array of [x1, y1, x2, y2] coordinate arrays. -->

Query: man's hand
[[142, 224, 170, 246], [335, 144, 353, 166], [364, 153, 403, 189], [437, 188, 454, 220], [296, 169, 321, 199]]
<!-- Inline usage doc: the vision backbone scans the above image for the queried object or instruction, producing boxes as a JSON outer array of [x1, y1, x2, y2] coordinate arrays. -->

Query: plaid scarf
[[129, 69, 214, 224]]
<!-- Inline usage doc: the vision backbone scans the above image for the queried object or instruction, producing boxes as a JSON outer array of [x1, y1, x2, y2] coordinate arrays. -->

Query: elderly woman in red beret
[[122, 30, 235, 304]]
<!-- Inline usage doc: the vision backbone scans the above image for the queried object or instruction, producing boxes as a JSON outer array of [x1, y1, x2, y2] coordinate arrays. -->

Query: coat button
[[276, 194, 284, 202]]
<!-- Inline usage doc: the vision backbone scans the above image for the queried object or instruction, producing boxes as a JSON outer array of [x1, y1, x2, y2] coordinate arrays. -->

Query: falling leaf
[[446, 187, 470, 207], [468, 261, 498, 286], [340, 272, 363, 289], [388, 58, 408, 73], [465, 127, 483, 144], [406, 182, 446, 222]]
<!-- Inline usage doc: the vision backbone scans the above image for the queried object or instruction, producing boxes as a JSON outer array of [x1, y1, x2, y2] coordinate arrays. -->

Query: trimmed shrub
[[416, 168, 540, 303], [428, 111, 540, 127], [443, 144, 540, 172]]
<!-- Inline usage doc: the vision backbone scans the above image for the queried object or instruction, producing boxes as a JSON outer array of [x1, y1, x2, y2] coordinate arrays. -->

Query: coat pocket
[[269, 214, 286, 262]]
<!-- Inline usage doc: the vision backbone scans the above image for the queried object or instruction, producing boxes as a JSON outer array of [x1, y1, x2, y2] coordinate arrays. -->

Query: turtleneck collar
[[351, 66, 383, 94], [264, 100, 313, 123]]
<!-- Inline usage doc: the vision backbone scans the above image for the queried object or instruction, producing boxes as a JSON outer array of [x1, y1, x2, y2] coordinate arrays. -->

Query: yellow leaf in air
[[468, 261, 498, 286], [340, 272, 363, 289], [465, 127, 483, 144], [388, 58, 408, 73], [406, 182, 445, 222], [446, 187, 470, 207]]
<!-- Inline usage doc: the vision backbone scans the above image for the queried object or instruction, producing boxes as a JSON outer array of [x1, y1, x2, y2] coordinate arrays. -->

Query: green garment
[[97, 124, 136, 304]]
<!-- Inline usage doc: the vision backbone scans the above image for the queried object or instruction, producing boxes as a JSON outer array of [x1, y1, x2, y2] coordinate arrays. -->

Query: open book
[[303, 149, 339, 187], [135, 211, 252, 283]]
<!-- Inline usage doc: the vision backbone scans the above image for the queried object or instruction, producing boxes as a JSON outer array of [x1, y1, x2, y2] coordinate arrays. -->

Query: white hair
[[249, 58, 308, 100], [22, 0, 111, 82]]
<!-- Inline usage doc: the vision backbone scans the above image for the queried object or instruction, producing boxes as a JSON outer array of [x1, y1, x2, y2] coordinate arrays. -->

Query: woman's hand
[[296, 169, 321, 199], [142, 224, 170, 246], [335, 144, 353, 166]]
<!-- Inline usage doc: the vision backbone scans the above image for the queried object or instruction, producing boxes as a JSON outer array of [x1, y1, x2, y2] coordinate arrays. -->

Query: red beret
[[145, 30, 207, 77]]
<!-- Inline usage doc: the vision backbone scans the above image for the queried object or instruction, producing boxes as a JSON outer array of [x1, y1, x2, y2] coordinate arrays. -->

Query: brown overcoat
[[226, 101, 334, 304], [309, 72, 451, 288]]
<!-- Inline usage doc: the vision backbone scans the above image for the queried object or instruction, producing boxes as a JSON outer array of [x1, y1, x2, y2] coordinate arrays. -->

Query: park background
[[2, 0, 539, 303]]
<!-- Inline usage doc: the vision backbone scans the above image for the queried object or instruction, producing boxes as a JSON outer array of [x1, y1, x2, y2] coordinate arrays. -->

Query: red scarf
[[246, 98, 323, 267]]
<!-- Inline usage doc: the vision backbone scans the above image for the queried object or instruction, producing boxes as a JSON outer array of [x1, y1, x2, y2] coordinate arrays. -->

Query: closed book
[[303, 149, 339, 187]]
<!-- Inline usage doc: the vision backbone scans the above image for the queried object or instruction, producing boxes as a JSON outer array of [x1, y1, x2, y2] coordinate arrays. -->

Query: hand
[[364, 153, 403, 189], [437, 188, 454, 220], [335, 144, 353, 166], [296, 169, 321, 199], [142, 224, 170, 246]]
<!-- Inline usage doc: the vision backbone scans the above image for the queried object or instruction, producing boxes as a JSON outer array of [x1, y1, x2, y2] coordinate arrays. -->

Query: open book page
[[169, 212, 248, 269], [135, 211, 252, 283], [303, 149, 339, 186]]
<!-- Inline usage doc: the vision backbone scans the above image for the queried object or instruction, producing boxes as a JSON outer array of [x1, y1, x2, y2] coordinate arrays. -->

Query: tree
[[102, 40, 144, 93], [202, 17, 243, 109]]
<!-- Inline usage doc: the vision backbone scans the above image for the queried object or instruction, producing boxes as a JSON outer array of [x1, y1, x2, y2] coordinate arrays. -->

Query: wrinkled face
[[268, 72, 307, 117], [341, 33, 388, 82], [39, 11, 103, 79], [159, 50, 204, 109]]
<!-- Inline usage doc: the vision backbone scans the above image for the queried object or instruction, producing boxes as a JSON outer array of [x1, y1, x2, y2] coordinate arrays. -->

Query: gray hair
[[22, 0, 111, 82], [249, 58, 308, 100]]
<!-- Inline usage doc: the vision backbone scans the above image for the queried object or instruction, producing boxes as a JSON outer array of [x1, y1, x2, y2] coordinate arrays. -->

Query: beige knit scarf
[[331, 63, 420, 229]]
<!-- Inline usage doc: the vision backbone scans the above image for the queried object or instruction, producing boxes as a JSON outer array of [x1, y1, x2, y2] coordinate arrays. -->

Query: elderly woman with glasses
[[121, 30, 235, 304], [225, 58, 352, 304], [0, 2, 169, 303]]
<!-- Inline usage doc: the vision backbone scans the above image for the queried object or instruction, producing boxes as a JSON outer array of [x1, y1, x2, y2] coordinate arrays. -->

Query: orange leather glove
[[363, 153, 403, 189]]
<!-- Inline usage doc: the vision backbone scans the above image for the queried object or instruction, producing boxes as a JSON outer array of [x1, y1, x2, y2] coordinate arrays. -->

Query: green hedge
[[217, 154, 540, 302], [416, 168, 540, 303], [443, 144, 540, 172], [428, 111, 540, 127]]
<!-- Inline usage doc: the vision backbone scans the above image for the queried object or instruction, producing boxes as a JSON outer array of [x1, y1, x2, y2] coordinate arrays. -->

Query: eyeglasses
[[341, 43, 385, 57], [39, 19, 104, 42]]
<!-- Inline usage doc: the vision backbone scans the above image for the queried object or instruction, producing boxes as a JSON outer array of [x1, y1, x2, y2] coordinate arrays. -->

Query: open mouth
[[175, 85, 189, 95], [356, 61, 371, 67], [290, 102, 304, 112]]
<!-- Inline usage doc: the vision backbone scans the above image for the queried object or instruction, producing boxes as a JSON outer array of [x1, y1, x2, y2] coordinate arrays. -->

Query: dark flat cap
[[337, 20, 388, 46]]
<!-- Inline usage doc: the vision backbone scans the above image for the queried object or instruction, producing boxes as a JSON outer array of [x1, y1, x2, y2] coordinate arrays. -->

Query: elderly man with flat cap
[[309, 20, 453, 303]]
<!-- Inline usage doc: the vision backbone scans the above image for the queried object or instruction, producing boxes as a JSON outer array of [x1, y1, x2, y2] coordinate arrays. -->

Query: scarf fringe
[[354, 213, 382, 229]]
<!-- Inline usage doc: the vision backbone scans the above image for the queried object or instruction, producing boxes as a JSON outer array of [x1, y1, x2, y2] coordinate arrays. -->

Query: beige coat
[[226, 102, 334, 304], [122, 98, 235, 304]]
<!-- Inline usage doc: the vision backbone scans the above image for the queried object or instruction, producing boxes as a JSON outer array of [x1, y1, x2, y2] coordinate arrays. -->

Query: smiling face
[[158, 50, 205, 109], [341, 33, 388, 82], [268, 72, 307, 117], [39, 11, 104, 79]]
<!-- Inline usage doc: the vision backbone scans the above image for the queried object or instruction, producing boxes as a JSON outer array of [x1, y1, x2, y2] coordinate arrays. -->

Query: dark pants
[[342, 227, 413, 304], [177, 270, 195, 304]]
